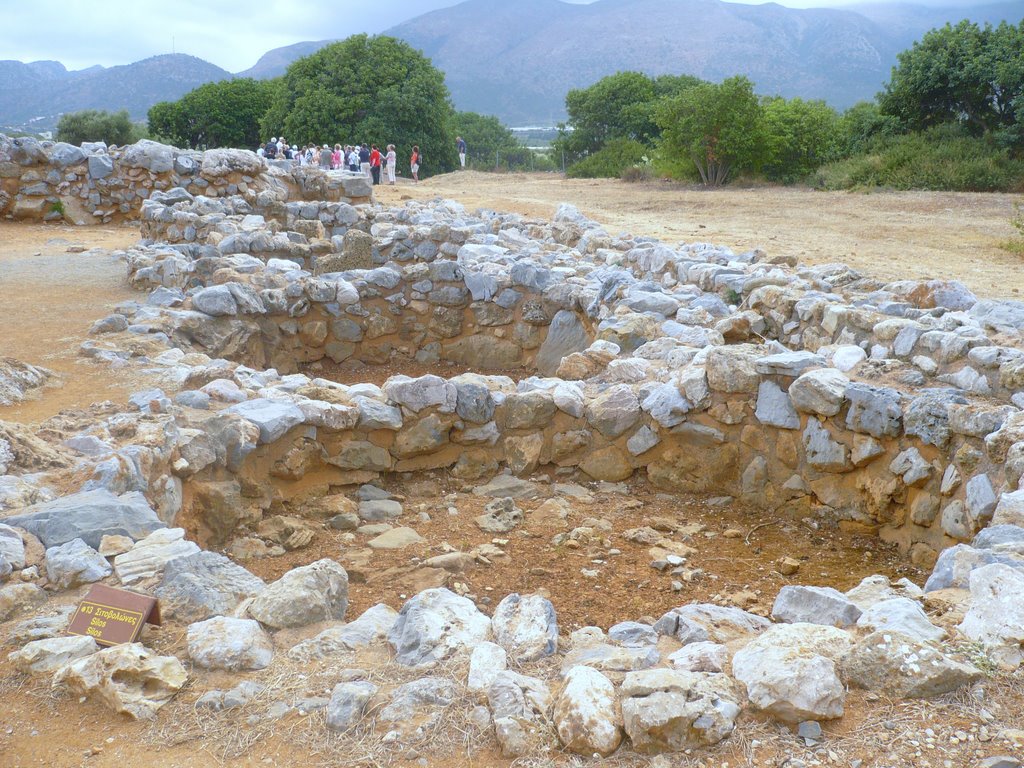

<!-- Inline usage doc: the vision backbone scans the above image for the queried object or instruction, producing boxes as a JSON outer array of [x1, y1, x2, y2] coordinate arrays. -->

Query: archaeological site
[[3, 134, 1024, 768]]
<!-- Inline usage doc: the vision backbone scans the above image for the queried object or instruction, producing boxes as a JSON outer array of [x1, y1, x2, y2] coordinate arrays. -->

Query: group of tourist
[[255, 135, 468, 184], [257, 137, 430, 185]]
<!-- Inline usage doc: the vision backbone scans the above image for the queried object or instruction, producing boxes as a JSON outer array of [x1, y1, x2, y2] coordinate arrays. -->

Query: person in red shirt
[[410, 145, 421, 182], [369, 145, 383, 185]]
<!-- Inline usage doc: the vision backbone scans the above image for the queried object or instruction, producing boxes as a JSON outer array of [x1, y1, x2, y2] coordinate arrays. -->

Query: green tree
[[837, 101, 902, 156], [55, 109, 139, 146], [657, 76, 764, 186], [262, 35, 456, 175], [148, 78, 276, 149], [552, 71, 703, 172], [451, 111, 522, 168], [880, 20, 1024, 143], [761, 97, 841, 182]]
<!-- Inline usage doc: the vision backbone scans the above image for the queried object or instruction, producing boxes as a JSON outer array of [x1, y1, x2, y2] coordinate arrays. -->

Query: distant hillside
[[0, 55, 232, 131], [1, 0, 1021, 132]]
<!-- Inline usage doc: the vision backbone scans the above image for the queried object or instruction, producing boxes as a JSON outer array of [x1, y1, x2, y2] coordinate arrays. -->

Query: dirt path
[[0, 222, 143, 424], [377, 172, 1024, 300]]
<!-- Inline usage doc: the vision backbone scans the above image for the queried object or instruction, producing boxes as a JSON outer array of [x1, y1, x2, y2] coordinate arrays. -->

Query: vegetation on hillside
[[556, 19, 1023, 190]]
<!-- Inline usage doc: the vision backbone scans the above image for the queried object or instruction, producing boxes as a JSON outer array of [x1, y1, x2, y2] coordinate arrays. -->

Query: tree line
[[54, 20, 1022, 190], [553, 19, 1023, 190]]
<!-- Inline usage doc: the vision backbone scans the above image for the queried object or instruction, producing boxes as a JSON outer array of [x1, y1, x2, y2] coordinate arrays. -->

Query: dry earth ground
[[2, 176, 1024, 767]]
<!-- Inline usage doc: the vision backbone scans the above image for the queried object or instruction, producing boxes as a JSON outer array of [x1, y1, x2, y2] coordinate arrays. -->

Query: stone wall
[[0, 135, 373, 224], [70, 198, 1024, 569]]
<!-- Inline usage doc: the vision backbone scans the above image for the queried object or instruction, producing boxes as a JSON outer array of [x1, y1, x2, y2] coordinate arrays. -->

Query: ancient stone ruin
[[2, 135, 1024, 767]]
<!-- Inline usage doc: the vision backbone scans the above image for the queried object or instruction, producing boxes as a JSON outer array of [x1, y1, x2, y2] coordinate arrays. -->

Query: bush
[[814, 125, 1024, 192], [56, 109, 140, 146], [566, 138, 648, 178]]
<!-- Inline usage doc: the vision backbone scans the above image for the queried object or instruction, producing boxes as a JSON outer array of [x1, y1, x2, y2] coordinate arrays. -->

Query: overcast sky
[[0, 0, 1004, 72]]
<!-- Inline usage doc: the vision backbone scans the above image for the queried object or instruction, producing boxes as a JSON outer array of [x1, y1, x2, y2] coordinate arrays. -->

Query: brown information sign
[[67, 584, 161, 647]]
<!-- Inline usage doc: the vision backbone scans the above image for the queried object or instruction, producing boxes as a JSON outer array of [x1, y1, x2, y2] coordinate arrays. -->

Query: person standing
[[456, 136, 466, 169], [385, 144, 397, 185], [348, 146, 359, 172], [332, 144, 342, 170], [370, 145, 382, 185], [359, 143, 371, 178], [410, 145, 421, 182], [319, 144, 332, 170]]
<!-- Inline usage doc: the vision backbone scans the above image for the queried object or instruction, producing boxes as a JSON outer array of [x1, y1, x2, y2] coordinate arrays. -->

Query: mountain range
[[1, 0, 1021, 132]]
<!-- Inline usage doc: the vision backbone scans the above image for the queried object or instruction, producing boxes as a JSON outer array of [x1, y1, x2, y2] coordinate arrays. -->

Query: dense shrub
[[566, 138, 649, 178], [814, 125, 1024, 192]]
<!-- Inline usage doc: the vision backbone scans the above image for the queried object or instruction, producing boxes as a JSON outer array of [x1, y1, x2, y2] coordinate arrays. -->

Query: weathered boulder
[[44, 538, 111, 589], [771, 585, 862, 628], [844, 631, 982, 698], [554, 666, 622, 757], [620, 669, 742, 753], [155, 551, 265, 621], [8, 636, 98, 676], [54, 643, 187, 719], [958, 563, 1024, 668], [5, 489, 163, 549], [287, 604, 398, 661], [326, 680, 378, 732], [187, 616, 273, 671], [654, 603, 771, 644], [248, 559, 348, 629], [856, 597, 944, 643], [491, 593, 558, 662], [732, 623, 853, 723], [388, 587, 491, 667]]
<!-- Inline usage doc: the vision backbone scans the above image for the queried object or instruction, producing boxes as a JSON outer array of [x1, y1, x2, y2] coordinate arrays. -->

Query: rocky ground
[[2, 168, 1024, 768]]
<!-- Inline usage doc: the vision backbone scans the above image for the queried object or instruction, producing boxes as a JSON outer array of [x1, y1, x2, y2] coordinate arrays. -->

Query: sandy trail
[[0, 223, 143, 424]]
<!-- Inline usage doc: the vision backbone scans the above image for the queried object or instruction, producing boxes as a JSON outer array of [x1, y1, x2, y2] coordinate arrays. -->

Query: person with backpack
[[410, 145, 421, 182]]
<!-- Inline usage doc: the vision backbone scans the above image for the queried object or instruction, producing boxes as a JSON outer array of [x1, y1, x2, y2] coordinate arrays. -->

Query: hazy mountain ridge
[[0, 55, 231, 130], [0, 0, 1020, 131]]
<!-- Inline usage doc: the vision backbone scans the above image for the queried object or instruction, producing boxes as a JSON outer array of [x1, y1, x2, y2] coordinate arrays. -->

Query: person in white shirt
[[385, 144, 397, 185]]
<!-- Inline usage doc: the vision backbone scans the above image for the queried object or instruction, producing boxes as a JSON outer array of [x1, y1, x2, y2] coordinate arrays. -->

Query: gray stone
[[87, 153, 114, 180], [845, 383, 902, 438], [388, 587, 491, 667], [191, 285, 238, 316], [475, 498, 523, 533], [122, 140, 175, 172], [492, 593, 558, 662], [44, 538, 112, 589], [187, 616, 273, 671], [627, 425, 661, 456], [0, 524, 26, 570], [856, 597, 944, 642], [379, 677, 457, 724], [586, 384, 641, 438], [789, 369, 849, 417], [654, 603, 771, 644], [803, 419, 851, 472], [358, 499, 403, 522], [248, 559, 348, 629], [225, 398, 305, 444], [705, 345, 760, 393], [5, 489, 163, 549], [154, 551, 266, 621], [844, 630, 982, 698], [889, 447, 933, 487], [640, 382, 691, 428], [772, 585, 862, 628], [755, 351, 825, 377], [731, 623, 853, 723], [326, 681, 378, 732], [367, 526, 425, 549], [959, 563, 1024, 668], [383, 374, 456, 414], [756, 380, 800, 429], [620, 669, 741, 753], [966, 474, 998, 524], [287, 604, 398, 661], [608, 621, 658, 647], [536, 311, 591, 376], [7, 635, 98, 676]]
